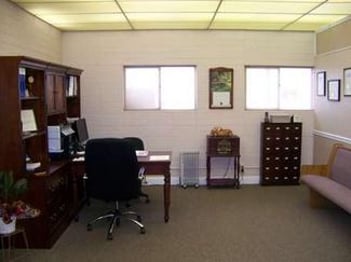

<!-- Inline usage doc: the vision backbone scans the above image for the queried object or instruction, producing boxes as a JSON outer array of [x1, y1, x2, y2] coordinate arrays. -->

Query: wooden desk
[[137, 151, 172, 222], [71, 151, 172, 223]]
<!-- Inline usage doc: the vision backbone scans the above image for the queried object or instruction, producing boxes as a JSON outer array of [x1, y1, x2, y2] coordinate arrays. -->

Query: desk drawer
[[207, 135, 240, 156]]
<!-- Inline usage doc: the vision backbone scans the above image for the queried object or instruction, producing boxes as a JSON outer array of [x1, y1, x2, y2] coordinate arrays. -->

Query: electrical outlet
[[241, 165, 244, 173]]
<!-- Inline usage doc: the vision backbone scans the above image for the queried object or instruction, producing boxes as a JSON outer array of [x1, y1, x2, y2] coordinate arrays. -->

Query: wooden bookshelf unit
[[0, 56, 83, 248]]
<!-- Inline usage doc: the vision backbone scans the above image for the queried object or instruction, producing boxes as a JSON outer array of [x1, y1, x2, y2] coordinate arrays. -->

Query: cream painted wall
[[62, 30, 315, 182], [314, 19, 351, 163], [0, 0, 62, 62], [0, 0, 318, 183]]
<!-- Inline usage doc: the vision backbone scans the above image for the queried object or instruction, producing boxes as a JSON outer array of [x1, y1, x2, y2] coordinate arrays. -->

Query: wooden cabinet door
[[46, 72, 66, 115]]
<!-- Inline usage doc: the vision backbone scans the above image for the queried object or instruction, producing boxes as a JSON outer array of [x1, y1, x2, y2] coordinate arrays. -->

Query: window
[[125, 66, 196, 110], [246, 67, 312, 110]]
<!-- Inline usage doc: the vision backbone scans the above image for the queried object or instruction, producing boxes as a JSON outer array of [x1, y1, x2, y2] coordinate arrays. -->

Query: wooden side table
[[206, 135, 240, 188], [0, 227, 29, 261]]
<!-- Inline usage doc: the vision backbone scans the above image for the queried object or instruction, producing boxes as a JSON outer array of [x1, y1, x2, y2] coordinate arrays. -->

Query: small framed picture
[[317, 71, 326, 96], [327, 79, 341, 101], [343, 68, 351, 96]]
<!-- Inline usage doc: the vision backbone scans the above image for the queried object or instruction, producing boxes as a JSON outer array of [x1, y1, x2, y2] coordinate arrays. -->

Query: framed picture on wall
[[343, 68, 351, 96], [317, 71, 326, 96], [327, 79, 341, 101], [209, 67, 233, 109]]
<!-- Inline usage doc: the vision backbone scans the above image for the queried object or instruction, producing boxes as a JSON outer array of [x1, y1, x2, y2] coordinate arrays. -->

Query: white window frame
[[124, 65, 196, 110], [245, 66, 312, 110]]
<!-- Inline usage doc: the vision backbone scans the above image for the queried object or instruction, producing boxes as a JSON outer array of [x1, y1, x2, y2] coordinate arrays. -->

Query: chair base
[[139, 192, 150, 203], [87, 201, 145, 240]]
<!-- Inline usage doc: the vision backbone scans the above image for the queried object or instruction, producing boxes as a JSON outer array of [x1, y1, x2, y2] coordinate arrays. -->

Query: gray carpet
[[13, 185, 351, 262]]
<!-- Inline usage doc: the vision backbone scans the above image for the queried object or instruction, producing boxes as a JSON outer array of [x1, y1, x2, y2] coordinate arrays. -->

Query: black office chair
[[123, 137, 145, 151], [85, 138, 145, 240], [123, 137, 150, 203]]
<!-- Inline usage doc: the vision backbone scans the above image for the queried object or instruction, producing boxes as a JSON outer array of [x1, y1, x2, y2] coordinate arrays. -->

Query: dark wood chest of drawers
[[260, 122, 302, 185]]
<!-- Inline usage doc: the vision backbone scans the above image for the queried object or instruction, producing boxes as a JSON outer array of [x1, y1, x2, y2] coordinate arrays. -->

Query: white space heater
[[180, 152, 200, 188]]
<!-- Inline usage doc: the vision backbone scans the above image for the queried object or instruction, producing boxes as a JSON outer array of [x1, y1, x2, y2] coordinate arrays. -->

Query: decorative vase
[[0, 217, 16, 234]]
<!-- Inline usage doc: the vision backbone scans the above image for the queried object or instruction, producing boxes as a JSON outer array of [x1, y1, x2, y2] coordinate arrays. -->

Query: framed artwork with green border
[[209, 67, 233, 109]]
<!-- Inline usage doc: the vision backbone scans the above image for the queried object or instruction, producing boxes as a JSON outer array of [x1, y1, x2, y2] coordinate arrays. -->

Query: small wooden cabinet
[[206, 135, 240, 188], [260, 122, 302, 185]]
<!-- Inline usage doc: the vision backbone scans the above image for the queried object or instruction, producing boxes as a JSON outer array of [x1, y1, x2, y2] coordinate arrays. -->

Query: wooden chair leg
[[309, 189, 335, 209]]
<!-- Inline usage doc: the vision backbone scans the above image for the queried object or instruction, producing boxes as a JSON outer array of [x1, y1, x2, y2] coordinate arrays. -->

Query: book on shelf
[[19, 67, 27, 98], [67, 76, 78, 97], [21, 109, 37, 133]]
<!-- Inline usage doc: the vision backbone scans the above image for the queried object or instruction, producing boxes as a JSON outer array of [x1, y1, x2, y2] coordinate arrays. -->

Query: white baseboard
[[145, 175, 260, 186]]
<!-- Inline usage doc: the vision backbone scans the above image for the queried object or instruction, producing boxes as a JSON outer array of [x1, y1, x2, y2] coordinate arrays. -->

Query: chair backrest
[[330, 145, 351, 189], [123, 137, 145, 150], [85, 138, 140, 201]]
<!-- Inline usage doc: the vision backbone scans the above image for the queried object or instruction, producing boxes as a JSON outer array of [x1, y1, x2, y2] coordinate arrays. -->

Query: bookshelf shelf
[[22, 131, 46, 140]]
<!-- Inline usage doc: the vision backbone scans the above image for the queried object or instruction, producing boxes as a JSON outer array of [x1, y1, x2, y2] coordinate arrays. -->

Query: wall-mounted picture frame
[[317, 71, 326, 96], [343, 68, 351, 96], [209, 67, 233, 109], [327, 79, 341, 101]]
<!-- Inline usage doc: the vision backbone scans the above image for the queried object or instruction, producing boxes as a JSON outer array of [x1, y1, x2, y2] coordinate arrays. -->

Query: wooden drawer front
[[46, 172, 69, 230], [263, 123, 302, 132], [262, 136, 301, 147], [261, 172, 300, 185], [262, 146, 301, 157], [207, 136, 240, 156]]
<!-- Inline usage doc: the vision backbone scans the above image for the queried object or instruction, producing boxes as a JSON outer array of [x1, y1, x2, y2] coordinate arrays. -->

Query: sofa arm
[[301, 164, 328, 177]]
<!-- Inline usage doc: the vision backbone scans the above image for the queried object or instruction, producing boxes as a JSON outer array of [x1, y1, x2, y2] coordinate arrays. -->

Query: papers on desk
[[72, 157, 85, 162], [136, 150, 149, 157], [149, 155, 170, 161]]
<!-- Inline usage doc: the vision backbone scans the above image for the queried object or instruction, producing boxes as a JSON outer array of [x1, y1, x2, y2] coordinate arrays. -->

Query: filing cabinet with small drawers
[[260, 122, 302, 185]]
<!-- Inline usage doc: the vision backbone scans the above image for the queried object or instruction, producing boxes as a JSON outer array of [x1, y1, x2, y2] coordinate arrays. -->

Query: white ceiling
[[10, 0, 351, 32]]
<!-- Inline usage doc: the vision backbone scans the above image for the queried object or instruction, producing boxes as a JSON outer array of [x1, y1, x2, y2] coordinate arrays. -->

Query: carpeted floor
[[12, 185, 351, 262]]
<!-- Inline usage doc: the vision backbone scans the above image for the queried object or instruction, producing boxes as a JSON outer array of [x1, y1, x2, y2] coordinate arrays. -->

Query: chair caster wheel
[[87, 224, 92, 231], [145, 198, 150, 203], [107, 233, 113, 240], [116, 218, 120, 226], [195, 184, 199, 189], [182, 184, 187, 189], [140, 227, 146, 234], [137, 216, 142, 222]]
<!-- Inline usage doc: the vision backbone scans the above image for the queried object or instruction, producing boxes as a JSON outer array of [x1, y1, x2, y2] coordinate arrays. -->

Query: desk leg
[[234, 156, 241, 189], [164, 170, 170, 223]]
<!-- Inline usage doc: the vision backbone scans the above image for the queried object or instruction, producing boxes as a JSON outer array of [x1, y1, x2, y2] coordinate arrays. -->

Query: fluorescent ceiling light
[[9, 0, 351, 31]]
